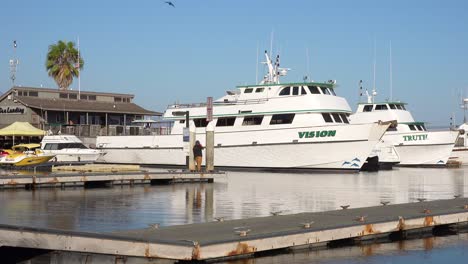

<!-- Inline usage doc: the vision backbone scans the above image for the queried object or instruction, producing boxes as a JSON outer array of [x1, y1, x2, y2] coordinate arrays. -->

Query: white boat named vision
[[41, 135, 104, 162], [350, 94, 459, 166], [97, 51, 390, 171]]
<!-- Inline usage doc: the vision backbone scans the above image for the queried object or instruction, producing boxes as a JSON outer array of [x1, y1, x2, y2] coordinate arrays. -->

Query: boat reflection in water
[[0, 167, 467, 263]]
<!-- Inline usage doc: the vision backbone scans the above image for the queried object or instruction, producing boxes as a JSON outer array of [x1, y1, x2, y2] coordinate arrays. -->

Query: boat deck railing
[[168, 98, 269, 109], [43, 124, 172, 138]]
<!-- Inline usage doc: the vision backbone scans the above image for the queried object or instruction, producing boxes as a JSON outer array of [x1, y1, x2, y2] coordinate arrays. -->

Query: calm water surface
[[1, 167, 467, 263]]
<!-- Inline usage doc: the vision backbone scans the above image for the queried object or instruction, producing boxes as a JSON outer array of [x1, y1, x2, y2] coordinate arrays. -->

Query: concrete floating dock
[[0, 169, 222, 189], [0, 198, 467, 262]]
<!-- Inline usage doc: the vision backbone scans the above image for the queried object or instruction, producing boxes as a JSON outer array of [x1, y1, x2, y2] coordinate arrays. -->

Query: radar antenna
[[9, 40, 19, 86]]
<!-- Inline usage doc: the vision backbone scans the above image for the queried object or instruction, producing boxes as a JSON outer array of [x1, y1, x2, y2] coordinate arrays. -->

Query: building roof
[[0, 86, 135, 101], [0, 86, 161, 116], [16, 96, 161, 115]]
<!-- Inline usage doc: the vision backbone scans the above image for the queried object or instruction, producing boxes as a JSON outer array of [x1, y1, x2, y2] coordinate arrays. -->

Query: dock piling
[[189, 120, 196, 171], [206, 121, 215, 172]]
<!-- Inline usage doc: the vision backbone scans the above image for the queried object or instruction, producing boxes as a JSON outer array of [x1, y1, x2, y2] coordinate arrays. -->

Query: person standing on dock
[[193, 140, 204, 172]]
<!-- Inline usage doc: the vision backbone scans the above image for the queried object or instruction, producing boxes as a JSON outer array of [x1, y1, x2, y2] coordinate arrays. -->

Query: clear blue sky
[[1, 0, 467, 126]]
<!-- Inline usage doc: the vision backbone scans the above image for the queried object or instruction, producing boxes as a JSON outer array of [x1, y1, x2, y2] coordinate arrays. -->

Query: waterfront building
[[0, 86, 160, 140]]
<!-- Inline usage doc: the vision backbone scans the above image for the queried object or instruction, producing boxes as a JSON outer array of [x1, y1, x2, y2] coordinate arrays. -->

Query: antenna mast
[[77, 37, 81, 98], [9, 40, 19, 87], [371, 38, 377, 103], [390, 41, 393, 101], [255, 42, 259, 84], [306, 47, 310, 81]]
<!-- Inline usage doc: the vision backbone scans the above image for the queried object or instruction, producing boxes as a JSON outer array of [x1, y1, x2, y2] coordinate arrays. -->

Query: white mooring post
[[189, 120, 196, 171], [205, 121, 215, 172]]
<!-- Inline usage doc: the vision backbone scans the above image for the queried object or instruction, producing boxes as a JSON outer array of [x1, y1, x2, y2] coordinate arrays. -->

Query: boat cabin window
[[332, 113, 343, 123], [301, 87, 307, 95], [194, 118, 208, 127], [320, 87, 331, 95], [43, 143, 87, 150], [244, 88, 254, 93], [292, 86, 299, 95], [396, 104, 406, 110], [375, 104, 388, 110], [308, 86, 321, 94], [179, 120, 185, 124], [416, 125, 426, 131], [255, 88, 265, 93], [242, 115, 264, 126], [270, 114, 295, 125], [322, 113, 334, 123], [329, 88, 336, 96], [340, 114, 349, 123], [216, 117, 236, 127], [386, 126, 397, 132], [363, 105, 373, 112], [389, 104, 397, 109], [279, 87, 291, 96], [408, 125, 417, 131]]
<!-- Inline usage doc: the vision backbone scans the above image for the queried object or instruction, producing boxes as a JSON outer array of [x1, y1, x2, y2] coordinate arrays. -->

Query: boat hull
[[450, 147, 468, 165], [0, 155, 55, 167], [97, 123, 389, 171], [45, 151, 103, 162], [383, 130, 459, 166]]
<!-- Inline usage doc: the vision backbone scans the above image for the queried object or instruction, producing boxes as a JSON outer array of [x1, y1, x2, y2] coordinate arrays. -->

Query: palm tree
[[46, 40, 84, 90]]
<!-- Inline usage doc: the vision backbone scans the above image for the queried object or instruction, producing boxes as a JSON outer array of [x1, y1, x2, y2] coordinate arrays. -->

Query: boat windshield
[[43, 143, 87, 150]]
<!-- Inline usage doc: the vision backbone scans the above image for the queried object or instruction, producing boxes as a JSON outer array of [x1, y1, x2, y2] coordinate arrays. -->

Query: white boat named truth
[[96, 51, 390, 171], [350, 93, 459, 166]]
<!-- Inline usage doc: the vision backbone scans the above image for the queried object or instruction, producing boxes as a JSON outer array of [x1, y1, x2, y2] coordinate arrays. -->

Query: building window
[[270, 114, 295, 125], [69, 93, 77, 100], [28, 91, 38, 97], [88, 95, 96, 100], [279, 87, 291, 96], [216, 117, 236, 127], [114, 97, 122, 102], [308, 86, 320, 94], [242, 115, 263, 126], [322, 113, 333, 123], [194, 118, 208, 127], [59, 93, 68, 99], [363, 105, 373, 112], [244, 88, 254, 93], [255, 88, 264, 93], [80, 94, 88, 100]]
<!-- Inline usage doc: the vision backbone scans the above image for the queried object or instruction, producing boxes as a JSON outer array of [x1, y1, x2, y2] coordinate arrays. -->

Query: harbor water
[[0, 167, 467, 263]]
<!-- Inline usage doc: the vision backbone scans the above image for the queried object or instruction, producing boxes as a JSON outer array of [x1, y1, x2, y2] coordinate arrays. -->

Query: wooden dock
[[0, 169, 222, 189], [0, 198, 467, 262]]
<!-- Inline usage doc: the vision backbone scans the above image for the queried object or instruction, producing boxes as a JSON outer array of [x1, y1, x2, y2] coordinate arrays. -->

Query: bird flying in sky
[[164, 1, 175, 7]]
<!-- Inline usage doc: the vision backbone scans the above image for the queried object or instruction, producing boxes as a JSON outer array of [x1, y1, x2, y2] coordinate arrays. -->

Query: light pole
[[173, 111, 190, 169]]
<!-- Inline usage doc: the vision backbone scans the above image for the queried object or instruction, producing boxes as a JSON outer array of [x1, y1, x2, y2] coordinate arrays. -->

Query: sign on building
[[0, 106, 25, 114]]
